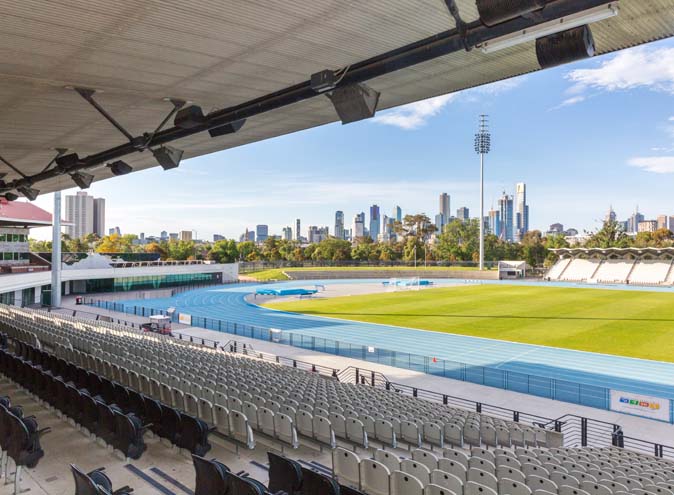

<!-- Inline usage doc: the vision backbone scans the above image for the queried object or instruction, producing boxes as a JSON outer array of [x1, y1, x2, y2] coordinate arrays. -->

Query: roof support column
[[51, 191, 62, 308]]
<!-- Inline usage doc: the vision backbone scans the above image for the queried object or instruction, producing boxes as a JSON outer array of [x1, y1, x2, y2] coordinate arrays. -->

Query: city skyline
[[27, 38, 674, 241]]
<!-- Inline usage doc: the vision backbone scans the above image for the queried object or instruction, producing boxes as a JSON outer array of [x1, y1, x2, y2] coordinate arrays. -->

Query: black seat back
[[228, 474, 266, 495], [268, 451, 302, 494], [300, 467, 340, 495], [158, 404, 181, 444], [113, 411, 146, 460], [340, 484, 366, 495], [177, 414, 211, 456], [192, 455, 229, 495], [71, 464, 106, 495]]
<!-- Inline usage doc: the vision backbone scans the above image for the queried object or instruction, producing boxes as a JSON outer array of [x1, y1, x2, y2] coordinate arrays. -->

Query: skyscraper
[[456, 207, 469, 222], [180, 230, 192, 241], [393, 205, 402, 223], [282, 227, 293, 241], [515, 182, 529, 241], [352, 212, 365, 239], [334, 211, 345, 240], [439, 193, 450, 227], [606, 206, 617, 223], [498, 191, 514, 242], [295, 219, 301, 241], [488, 208, 500, 237], [627, 208, 644, 233], [657, 215, 668, 230], [65, 191, 104, 239], [93, 198, 105, 237], [369, 205, 380, 241], [434, 213, 444, 232], [256, 225, 268, 242]]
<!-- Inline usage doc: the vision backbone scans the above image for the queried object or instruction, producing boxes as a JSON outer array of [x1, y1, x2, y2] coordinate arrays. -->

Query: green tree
[[165, 240, 195, 260], [435, 219, 480, 261], [237, 241, 259, 261], [312, 238, 352, 261], [585, 220, 631, 248], [520, 230, 547, 267], [208, 239, 239, 263]]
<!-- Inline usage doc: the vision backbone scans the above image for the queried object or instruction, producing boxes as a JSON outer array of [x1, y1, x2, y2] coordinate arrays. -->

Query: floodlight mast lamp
[[474, 115, 491, 271]]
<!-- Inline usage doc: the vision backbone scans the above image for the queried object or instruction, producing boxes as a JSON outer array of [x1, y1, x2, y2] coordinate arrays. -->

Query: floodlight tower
[[474, 115, 491, 271]]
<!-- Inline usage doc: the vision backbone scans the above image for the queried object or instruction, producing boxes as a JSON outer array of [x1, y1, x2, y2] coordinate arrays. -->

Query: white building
[[66, 191, 105, 239]]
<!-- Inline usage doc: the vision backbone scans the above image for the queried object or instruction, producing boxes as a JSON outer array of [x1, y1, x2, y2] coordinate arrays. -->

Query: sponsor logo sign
[[610, 390, 670, 421], [178, 313, 192, 325]]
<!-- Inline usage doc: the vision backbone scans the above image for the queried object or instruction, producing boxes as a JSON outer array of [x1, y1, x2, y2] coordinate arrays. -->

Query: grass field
[[264, 284, 674, 362], [243, 265, 486, 281]]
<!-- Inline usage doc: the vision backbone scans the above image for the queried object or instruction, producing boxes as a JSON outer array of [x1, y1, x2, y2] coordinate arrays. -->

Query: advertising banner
[[609, 390, 670, 422], [178, 313, 192, 325]]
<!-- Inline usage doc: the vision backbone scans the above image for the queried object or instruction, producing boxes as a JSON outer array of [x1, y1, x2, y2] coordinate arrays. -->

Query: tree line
[[29, 216, 674, 268]]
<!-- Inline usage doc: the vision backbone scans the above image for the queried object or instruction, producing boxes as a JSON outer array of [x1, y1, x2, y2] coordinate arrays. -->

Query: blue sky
[[33, 37, 674, 241]]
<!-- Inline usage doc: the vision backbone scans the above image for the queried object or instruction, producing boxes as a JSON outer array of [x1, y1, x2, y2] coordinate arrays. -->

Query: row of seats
[[0, 305, 562, 456], [333, 444, 674, 495], [0, 393, 50, 495], [195, 451, 364, 495], [1, 340, 213, 459], [71, 464, 133, 495]]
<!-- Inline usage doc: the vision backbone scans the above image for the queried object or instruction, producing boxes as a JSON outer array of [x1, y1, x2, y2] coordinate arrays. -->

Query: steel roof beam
[[1, 0, 607, 193]]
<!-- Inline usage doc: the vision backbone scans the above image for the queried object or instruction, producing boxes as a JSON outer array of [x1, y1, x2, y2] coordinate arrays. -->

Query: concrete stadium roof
[[1, 0, 673, 196], [552, 247, 674, 258]]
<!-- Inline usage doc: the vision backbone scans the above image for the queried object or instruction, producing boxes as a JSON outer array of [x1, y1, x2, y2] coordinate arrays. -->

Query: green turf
[[244, 265, 486, 281], [264, 284, 674, 362]]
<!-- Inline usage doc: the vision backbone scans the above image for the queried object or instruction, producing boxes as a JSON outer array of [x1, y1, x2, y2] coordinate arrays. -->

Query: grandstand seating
[[558, 259, 599, 282], [545, 258, 571, 281], [1, 305, 674, 495], [332, 445, 674, 495], [592, 260, 636, 284], [628, 260, 672, 285], [547, 257, 674, 286], [0, 305, 562, 455], [0, 390, 50, 494]]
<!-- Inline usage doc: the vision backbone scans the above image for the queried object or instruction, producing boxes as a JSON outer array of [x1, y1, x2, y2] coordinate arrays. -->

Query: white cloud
[[669, 116, 674, 121], [550, 95, 586, 111], [567, 46, 674, 94], [628, 156, 674, 174], [373, 94, 458, 130]]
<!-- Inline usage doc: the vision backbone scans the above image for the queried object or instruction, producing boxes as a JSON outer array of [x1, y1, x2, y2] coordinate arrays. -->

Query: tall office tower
[[498, 191, 514, 241], [514, 182, 529, 241], [434, 213, 444, 232], [488, 208, 500, 237], [93, 198, 105, 237], [308, 226, 329, 243], [352, 212, 365, 239], [669, 216, 674, 232], [627, 208, 645, 233], [456, 207, 470, 222], [282, 226, 293, 241], [606, 206, 617, 223], [295, 219, 301, 241], [65, 191, 94, 238], [657, 215, 668, 230], [109, 226, 121, 236], [169, 232, 179, 241], [256, 225, 268, 242], [213, 234, 225, 242], [439, 193, 450, 226], [180, 230, 193, 241], [160, 230, 168, 241], [394, 205, 402, 223], [334, 211, 345, 240], [369, 205, 380, 240]]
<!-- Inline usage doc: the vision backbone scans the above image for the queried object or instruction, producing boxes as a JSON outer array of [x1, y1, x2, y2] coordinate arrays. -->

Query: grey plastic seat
[[333, 447, 360, 489], [360, 459, 390, 495], [391, 470, 424, 495]]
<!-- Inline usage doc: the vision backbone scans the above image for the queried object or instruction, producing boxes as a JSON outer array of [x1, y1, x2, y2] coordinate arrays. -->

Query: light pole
[[474, 115, 491, 271]]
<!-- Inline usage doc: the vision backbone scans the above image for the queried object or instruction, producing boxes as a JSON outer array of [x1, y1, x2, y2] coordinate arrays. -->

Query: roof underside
[[1, 0, 673, 195]]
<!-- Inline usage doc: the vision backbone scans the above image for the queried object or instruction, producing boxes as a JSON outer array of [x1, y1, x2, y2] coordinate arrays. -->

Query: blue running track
[[118, 280, 674, 401]]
